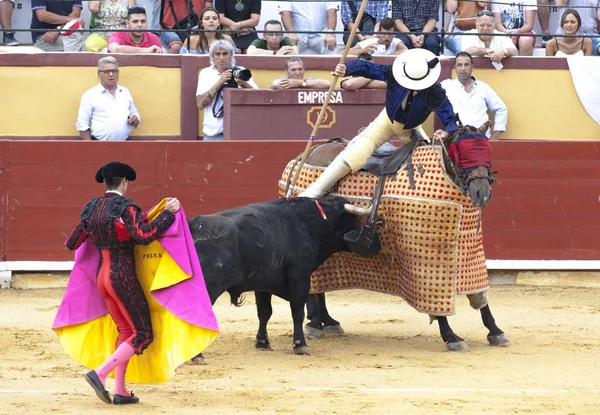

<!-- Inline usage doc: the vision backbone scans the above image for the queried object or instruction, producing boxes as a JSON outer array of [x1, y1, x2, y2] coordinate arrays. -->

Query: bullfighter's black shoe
[[84, 370, 111, 404], [113, 393, 140, 405]]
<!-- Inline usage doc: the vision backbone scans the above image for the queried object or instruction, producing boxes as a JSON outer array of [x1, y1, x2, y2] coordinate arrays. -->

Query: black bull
[[188, 196, 363, 355]]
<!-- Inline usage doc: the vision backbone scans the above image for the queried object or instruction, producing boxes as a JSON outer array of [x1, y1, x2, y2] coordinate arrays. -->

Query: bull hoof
[[446, 341, 470, 352], [255, 338, 272, 351], [190, 354, 206, 365], [293, 345, 311, 355], [304, 324, 325, 340], [323, 324, 345, 336], [488, 333, 511, 347]]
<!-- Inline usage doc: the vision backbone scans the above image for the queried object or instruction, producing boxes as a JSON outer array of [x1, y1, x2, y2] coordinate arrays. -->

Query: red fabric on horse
[[448, 136, 492, 169]]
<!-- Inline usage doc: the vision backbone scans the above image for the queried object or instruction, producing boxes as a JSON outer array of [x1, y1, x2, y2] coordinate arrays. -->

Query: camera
[[224, 65, 252, 87]]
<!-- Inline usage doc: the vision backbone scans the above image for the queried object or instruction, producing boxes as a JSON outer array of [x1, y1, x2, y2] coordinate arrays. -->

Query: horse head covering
[[392, 48, 441, 90]]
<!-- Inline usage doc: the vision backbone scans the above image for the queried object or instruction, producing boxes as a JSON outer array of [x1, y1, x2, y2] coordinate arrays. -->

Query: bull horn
[[344, 203, 373, 216]]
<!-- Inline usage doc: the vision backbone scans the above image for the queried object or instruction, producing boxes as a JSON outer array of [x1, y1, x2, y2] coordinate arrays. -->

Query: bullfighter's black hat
[[95, 162, 137, 183]]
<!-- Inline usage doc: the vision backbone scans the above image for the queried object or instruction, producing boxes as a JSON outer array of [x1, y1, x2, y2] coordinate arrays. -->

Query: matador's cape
[[52, 200, 219, 384]]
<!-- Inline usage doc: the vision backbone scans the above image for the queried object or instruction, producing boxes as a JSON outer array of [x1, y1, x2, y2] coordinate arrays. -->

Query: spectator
[[85, 0, 134, 52], [340, 53, 387, 90], [271, 56, 331, 89], [196, 40, 258, 140], [441, 52, 508, 140], [31, 0, 85, 52], [108, 6, 163, 53], [247, 20, 298, 55], [537, 0, 552, 46], [76, 57, 141, 141], [444, 0, 487, 55], [546, 9, 593, 56], [278, 1, 339, 55], [349, 17, 407, 56], [492, 0, 537, 56], [0, 0, 19, 45], [181, 7, 234, 54], [216, 0, 260, 54], [161, 0, 212, 54], [392, 0, 441, 55], [340, 0, 389, 47], [555, 0, 600, 56], [461, 11, 518, 63]]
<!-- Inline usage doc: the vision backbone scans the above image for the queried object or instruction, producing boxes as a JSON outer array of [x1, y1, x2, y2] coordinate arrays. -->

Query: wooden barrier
[[0, 140, 598, 262]]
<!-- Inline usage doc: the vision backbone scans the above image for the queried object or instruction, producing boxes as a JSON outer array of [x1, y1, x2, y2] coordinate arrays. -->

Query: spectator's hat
[[95, 162, 137, 183], [392, 49, 441, 90], [60, 20, 81, 36]]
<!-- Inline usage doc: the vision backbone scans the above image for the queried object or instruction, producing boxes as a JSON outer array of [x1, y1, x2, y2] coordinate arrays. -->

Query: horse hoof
[[323, 324, 345, 336], [304, 324, 325, 340], [294, 345, 311, 355], [190, 354, 206, 365], [446, 341, 470, 352], [255, 339, 272, 351], [488, 333, 511, 347]]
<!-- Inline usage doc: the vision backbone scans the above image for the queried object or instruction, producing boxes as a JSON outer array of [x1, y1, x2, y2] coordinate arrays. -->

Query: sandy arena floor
[[0, 285, 598, 415]]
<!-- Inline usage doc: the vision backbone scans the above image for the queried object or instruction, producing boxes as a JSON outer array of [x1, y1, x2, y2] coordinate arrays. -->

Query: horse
[[278, 119, 509, 352]]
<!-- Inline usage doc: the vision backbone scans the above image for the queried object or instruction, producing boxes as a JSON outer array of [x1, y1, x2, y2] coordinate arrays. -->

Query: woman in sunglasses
[[545, 9, 593, 56]]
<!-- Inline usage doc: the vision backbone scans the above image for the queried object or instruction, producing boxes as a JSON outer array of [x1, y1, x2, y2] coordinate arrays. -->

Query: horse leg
[[467, 292, 510, 347], [480, 305, 510, 347], [433, 316, 470, 352], [305, 294, 325, 340], [254, 291, 273, 351], [315, 293, 345, 336]]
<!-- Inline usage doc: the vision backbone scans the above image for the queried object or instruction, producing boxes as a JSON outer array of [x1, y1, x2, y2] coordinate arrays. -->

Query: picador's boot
[[299, 158, 351, 199]]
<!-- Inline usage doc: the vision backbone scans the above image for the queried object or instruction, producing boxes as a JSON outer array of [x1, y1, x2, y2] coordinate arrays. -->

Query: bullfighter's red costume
[[65, 162, 175, 405]]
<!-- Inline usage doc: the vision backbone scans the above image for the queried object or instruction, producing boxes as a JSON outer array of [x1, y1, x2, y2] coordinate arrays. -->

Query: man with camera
[[196, 39, 258, 141]]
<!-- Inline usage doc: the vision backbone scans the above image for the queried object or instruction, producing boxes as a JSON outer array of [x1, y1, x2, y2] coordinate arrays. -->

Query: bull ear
[[344, 203, 373, 216]]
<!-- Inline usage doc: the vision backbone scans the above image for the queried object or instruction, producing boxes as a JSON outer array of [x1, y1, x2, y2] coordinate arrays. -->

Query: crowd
[[0, 0, 598, 57]]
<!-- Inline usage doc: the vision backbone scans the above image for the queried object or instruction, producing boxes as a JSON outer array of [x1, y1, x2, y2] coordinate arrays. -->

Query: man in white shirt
[[278, 1, 339, 55], [76, 56, 140, 141], [441, 52, 508, 140], [195, 40, 258, 141], [461, 11, 518, 63]]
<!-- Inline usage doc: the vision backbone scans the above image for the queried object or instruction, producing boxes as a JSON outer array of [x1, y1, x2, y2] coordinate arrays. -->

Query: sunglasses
[[477, 10, 494, 17], [129, 5, 145, 9]]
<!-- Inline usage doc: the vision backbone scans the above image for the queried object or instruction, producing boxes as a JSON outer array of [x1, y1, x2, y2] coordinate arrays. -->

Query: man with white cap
[[300, 48, 458, 199]]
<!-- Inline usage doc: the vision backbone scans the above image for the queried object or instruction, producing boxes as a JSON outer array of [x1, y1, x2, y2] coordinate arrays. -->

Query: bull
[[188, 196, 369, 357]]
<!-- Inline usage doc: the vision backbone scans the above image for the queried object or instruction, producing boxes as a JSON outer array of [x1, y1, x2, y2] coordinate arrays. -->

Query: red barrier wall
[[0, 140, 598, 262]]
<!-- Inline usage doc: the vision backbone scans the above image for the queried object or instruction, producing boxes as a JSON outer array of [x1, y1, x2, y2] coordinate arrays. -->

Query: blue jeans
[[593, 37, 600, 56], [203, 134, 224, 141], [397, 28, 441, 56], [445, 31, 464, 55]]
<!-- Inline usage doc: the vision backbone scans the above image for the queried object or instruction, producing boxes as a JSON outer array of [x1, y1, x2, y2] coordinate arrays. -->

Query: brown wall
[[0, 140, 598, 262]]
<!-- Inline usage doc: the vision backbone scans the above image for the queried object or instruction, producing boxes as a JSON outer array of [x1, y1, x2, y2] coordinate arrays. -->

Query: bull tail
[[228, 290, 245, 307]]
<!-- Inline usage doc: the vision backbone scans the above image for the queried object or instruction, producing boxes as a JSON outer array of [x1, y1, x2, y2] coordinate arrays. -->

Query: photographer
[[196, 40, 258, 141]]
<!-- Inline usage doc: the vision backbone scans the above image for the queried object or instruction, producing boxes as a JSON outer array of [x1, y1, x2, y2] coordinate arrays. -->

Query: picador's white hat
[[392, 48, 441, 90]]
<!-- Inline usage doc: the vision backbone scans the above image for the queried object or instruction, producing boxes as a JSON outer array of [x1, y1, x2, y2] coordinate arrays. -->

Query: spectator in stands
[[160, 0, 212, 54], [0, 0, 19, 45], [31, 0, 85, 52], [278, 1, 339, 55], [76, 57, 141, 141], [108, 6, 163, 53], [461, 11, 518, 63], [392, 0, 441, 55], [537, 0, 553, 46], [181, 7, 234, 54], [340, 53, 387, 90], [492, 0, 537, 56], [271, 56, 331, 89], [247, 20, 298, 55], [216, 0, 261, 54], [444, 0, 488, 55], [555, 0, 600, 56], [85, 0, 134, 52], [546, 9, 593, 56], [340, 0, 388, 47], [196, 40, 258, 140], [441, 52, 508, 140], [348, 17, 407, 56]]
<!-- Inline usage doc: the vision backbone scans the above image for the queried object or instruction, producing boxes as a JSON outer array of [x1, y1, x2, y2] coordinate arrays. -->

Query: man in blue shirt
[[300, 48, 458, 199], [31, 0, 84, 51]]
